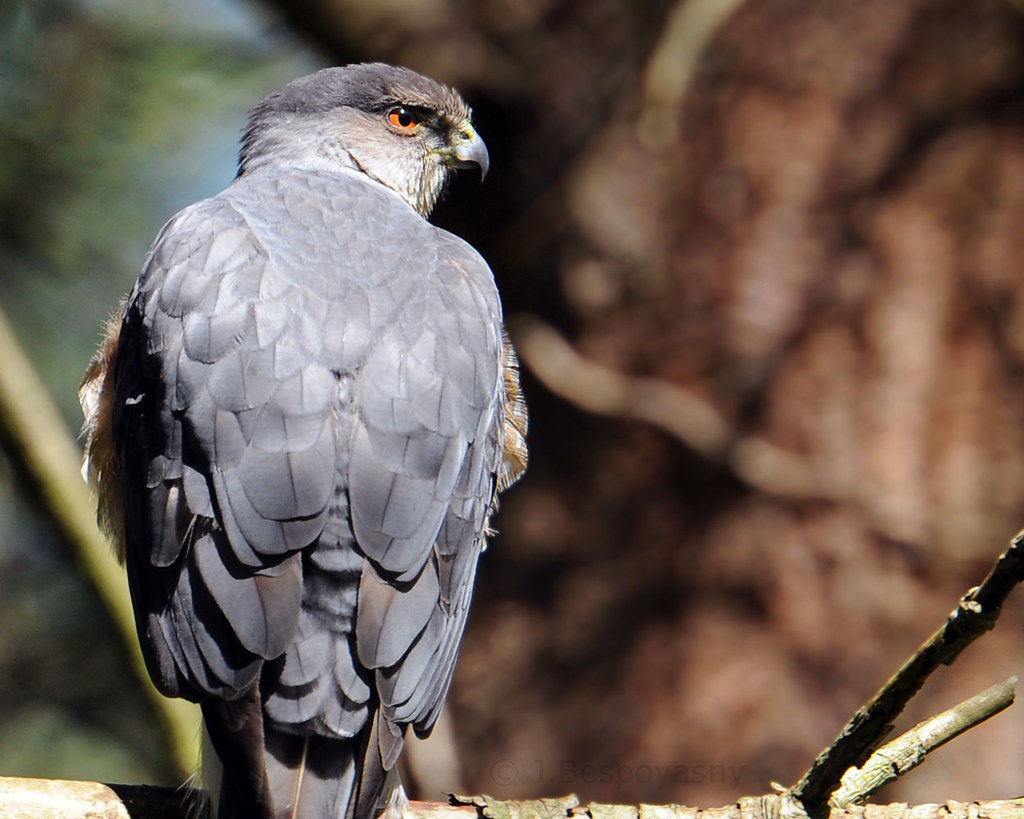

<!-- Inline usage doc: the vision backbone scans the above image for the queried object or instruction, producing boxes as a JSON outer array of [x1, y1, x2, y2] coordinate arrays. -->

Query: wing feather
[[103, 166, 518, 819], [114, 194, 339, 701]]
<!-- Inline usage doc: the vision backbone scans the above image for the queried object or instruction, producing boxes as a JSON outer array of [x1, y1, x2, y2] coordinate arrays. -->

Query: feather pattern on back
[[80, 64, 525, 819]]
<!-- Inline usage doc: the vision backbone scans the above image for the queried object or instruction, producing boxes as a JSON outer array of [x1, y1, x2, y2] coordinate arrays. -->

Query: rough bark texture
[[6, 779, 1024, 819], [258, 0, 1024, 806]]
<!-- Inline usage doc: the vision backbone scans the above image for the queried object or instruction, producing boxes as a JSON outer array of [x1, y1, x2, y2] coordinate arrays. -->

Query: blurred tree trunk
[[257, 0, 1024, 806]]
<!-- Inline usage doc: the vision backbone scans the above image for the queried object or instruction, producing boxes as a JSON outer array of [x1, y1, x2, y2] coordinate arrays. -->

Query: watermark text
[[488, 758, 745, 790]]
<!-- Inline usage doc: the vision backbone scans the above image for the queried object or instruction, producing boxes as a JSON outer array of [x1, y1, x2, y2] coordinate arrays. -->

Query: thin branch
[[792, 532, 1024, 811], [641, 0, 746, 147], [0, 305, 200, 778], [509, 315, 731, 454], [508, 315, 846, 501], [830, 676, 1017, 808]]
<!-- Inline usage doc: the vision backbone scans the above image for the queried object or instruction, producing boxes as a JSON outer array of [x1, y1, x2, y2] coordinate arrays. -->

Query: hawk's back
[[108, 164, 508, 818]]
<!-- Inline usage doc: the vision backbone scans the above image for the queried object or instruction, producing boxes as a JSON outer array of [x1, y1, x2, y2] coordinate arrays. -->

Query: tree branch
[[6, 777, 1024, 819], [830, 676, 1017, 808], [792, 532, 1024, 810], [508, 315, 849, 501]]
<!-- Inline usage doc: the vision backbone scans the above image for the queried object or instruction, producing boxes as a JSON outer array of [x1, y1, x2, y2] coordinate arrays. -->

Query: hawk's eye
[[387, 106, 420, 130]]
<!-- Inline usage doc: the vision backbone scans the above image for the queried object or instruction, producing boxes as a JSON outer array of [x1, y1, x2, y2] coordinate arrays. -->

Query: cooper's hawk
[[79, 64, 527, 819]]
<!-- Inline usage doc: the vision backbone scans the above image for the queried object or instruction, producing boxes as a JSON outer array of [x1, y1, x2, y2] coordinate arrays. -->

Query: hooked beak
[[443, 122, 490, 180]]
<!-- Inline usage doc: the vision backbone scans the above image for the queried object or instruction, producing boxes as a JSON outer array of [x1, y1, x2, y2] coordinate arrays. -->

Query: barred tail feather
[[263, 729, 359, 819], [202, 695, 404, 819]]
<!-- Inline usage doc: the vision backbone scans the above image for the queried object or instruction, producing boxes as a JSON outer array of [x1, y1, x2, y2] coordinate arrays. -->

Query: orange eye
[[387, 106, 420, 130]]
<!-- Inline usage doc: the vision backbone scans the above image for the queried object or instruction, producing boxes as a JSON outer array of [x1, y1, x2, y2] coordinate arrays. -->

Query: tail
[[202, 697, 406, 819]]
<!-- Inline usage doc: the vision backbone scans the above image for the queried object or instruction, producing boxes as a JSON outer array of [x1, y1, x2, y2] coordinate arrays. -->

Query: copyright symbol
[[490, 758, 518, 786]]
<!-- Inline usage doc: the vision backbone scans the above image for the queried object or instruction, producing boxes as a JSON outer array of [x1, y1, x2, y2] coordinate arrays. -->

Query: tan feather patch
[[498, 335, 528, 492], [79, 300, 127, 562]]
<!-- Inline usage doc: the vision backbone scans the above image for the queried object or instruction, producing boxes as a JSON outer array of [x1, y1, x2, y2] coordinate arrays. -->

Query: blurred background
[[3, 0, 1024, 809]]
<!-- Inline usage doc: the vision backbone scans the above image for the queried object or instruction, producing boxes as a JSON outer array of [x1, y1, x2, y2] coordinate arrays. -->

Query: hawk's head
[[237, 63, 489, 217]]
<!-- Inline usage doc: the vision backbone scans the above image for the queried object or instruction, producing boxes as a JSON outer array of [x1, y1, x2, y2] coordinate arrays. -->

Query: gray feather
[[194, 541, 302, 657], [108, 64, 516, 819], [355, 561, 440, 669]]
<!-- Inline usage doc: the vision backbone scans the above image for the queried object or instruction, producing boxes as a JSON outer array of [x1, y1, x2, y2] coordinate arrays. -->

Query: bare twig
[[830, 676, 1017, 808], [792, 532, 1024, 811], [508, 315, 842, 501], [641, 0, 746, 148], [0, 306, 200, 778], [509, 314, 731, 454]]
